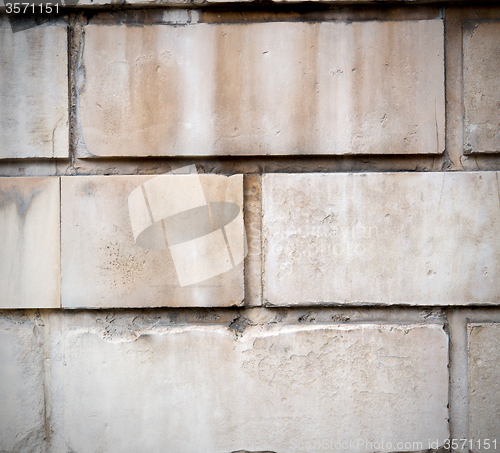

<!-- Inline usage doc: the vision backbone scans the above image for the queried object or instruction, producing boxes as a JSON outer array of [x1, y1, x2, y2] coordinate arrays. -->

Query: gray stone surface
[[61, 174, 244, 308], [468, 323, 500, 452], [263, 171, 500, 306], [0, 177, 61, 308], [463, 21, 500, 153], [0, 24, 68, 158], [0, 316, 46, 453], [79, 20, 444, 157], [48, 317, 448, 453]]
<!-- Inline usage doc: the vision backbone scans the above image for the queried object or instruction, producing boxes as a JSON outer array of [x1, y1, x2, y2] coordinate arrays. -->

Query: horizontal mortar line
[[2, 165, 500, 176], [462, 311, 500, 322], [5, 158, 500, 174]]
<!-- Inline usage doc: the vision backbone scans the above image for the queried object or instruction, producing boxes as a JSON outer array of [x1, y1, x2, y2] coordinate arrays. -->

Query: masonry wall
[[0, 2, 500, 453]]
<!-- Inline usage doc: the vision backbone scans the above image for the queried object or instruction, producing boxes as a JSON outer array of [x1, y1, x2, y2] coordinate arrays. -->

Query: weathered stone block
[[0, 317, 46, 453], [49, 319, 448, 452], [0, 24, 68, 158], [61, 173, 244, 308], [464, 21, 500, 153], [0, 177, 60, 308], [263, 172, 500, 306], [468, 323, 500, 451], [80, 20, 444, 157]]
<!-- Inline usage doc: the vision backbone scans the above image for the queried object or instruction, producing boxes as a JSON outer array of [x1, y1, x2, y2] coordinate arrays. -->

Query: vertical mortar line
[[441, 5, 448, 169], [67, 12, 87, 165], [242, 174, 248, 305], [448, 308, 470, 453], [67, 15, 75, 166], [59, 176, 62, 309], [443, 5, 465, 171], [458, 9, 465, 168], [259, 173, 264, 306], [39, 310, 53, 447], [243, 173, 252, 306]]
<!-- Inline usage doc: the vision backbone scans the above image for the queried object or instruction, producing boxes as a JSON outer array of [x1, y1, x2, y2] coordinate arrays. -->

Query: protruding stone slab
[[468, 323, 500, 451], [0, 318, 46, 452], [463, 21, 500, 153], [80, 20, 444, 157], [263, 172, 500, 306], [0, 177, 60, 308], [49, 321, 448, 453], [0, 24, 68, 158], [61, 174, 245, 308]]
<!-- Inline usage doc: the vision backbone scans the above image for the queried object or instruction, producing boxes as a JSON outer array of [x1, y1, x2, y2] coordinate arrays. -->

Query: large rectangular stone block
[[49, 319, 448, 453], [61, 173, 244, 308], [0, 318, 46, 453], [80, 20, 444, 157], [0, 177, 60, 308], [263, 172, 500, 306], [468, 323, 500, 452], [463, 21, 500, 153], [0, 24, 68, 158]]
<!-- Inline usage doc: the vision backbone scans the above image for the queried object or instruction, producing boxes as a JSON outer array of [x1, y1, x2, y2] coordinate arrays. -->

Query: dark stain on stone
[[228, 316, 254, 336], [298, 312, 316, 323], [331, 314, 350, 322], [0, 184, 43, 218]]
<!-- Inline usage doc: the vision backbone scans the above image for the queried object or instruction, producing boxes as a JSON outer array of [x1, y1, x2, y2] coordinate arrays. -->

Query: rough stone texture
[[244, 175, 262, 306], [263, 171, 500, 306], [0, 23, 68, 159], [48, 317, 448, 453], [463, 21, 500, 153], [468, 323, 500, 452], [0, 316, 46, 453], [0, 177, 60, 309], [61, 174, 244, 308], [79, 20, 444, 157]]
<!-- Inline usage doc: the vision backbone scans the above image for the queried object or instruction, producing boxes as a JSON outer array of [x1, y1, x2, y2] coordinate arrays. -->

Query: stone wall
[[0, 2, 500, 452]]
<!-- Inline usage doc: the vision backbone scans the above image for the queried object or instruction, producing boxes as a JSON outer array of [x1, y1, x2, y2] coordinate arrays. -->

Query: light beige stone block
[[0, 318, 46, 452], [464, 21, 500, 153], [263, 172, 500, 306], [468, 323, 500, 452], [80, 20, 444, 157], [0, 177, 60, 308], [61, 174, 245, 308], [0, 24, 68, 158], [49, 320, 448, 453]]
